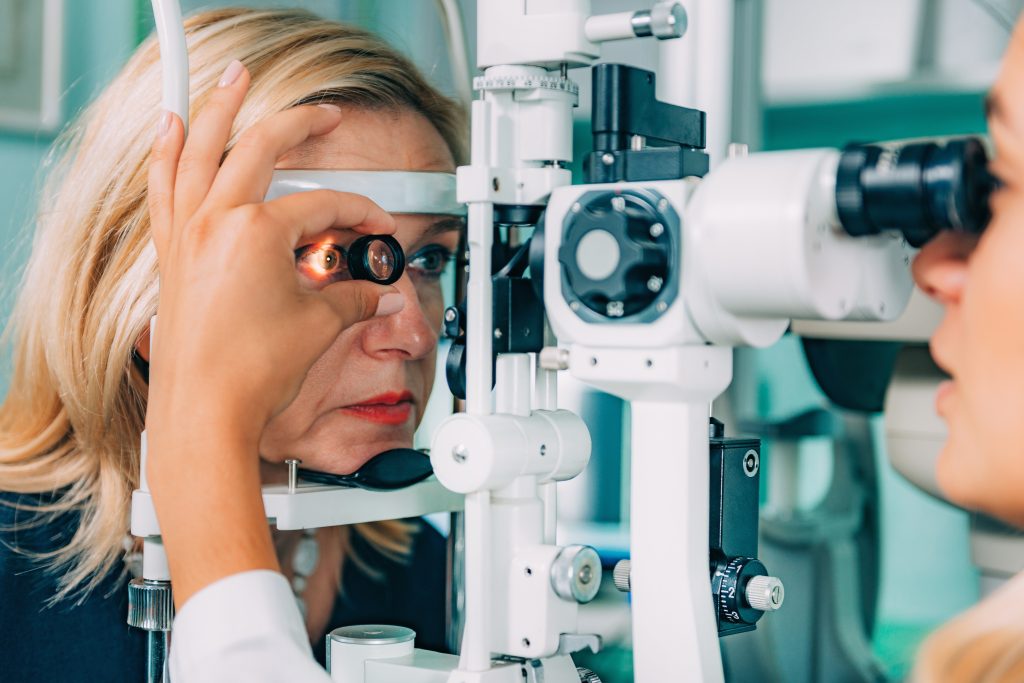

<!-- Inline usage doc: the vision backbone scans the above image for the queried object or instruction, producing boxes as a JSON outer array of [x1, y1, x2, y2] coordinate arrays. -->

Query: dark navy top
[[0, 492, 448, 682]]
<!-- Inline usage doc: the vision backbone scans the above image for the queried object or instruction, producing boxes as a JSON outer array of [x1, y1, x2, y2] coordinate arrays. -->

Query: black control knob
[[559, 190, 674, 320], [711, 556, 774, 627]]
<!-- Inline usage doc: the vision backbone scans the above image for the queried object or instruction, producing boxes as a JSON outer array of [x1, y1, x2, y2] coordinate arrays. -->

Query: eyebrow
[[423, 216, 466, 236]]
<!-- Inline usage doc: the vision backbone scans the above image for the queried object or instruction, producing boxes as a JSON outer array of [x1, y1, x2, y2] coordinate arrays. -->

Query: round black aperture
[[836, 137, 996, 248], [559, 191, 674, 320], [347, 234, 405, 285]]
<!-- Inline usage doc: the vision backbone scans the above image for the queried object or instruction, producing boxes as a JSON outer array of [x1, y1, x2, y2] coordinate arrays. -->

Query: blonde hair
[[0, 7, 465, 600], [913, 572, 1024, 682]]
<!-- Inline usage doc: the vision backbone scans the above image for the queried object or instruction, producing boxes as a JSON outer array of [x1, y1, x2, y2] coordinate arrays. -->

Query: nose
[[911, 231, 978, 306], [360, 275, 439, 361]]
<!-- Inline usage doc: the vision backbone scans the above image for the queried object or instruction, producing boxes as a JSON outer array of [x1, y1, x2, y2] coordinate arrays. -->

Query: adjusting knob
[[745, 575, 785, 612], [559, 190, 674, 320], [711, 557, 781, 627], [577, 666, 604, 683], [612, 559, 631, 592]]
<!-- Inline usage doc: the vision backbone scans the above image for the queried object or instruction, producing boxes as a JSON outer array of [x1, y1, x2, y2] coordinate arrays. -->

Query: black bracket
[[585, 63, 710, 184]]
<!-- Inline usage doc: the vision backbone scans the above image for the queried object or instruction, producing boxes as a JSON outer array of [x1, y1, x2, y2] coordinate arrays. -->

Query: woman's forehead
[[277, 107, 455, 173]]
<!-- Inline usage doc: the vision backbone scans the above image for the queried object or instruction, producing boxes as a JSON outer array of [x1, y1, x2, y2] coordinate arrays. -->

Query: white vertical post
[[630, 400, 724, 683]]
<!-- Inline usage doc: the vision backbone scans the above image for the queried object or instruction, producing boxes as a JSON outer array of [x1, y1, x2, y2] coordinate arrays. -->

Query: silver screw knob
[[745, 575, 785, 612], [650, 2, 687, 39], [613, 559, 631, 592], [127, 578, 175, 631], [551, 545, 602, 604]]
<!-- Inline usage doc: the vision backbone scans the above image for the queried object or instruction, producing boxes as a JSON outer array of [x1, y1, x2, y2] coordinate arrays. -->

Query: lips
[[339, 391, 414, 426]]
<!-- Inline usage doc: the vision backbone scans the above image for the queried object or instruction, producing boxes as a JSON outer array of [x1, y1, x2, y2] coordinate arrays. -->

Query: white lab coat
[[169, 570, 331, 682]]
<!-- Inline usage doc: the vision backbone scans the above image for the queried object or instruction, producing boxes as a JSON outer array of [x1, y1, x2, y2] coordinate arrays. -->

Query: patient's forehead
[[277, 106, 455, 173]]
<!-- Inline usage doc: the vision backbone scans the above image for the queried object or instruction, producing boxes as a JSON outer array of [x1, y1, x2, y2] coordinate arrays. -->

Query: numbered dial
[[711, 556, 769, 626]]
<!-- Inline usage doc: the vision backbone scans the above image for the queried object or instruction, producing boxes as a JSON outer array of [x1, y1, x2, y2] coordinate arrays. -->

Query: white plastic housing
[[685, 149, 914, 340], [430, 411, 591, 493], [477, 0, 599, 68]]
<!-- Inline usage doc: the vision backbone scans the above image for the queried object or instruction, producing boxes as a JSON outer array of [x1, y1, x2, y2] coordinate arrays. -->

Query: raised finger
[[259, 190, 396, 246], [148, 111, 185, 258], [173, 60, 250, 222], [205, 104, 344, 208]]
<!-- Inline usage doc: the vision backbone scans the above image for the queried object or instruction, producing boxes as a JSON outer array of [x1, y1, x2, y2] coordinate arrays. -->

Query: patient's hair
[[0, 7, 465, 600], [913, 571, 1024, 682]]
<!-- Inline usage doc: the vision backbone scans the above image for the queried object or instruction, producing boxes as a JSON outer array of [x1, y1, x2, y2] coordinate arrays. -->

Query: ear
[[135, 325, 151, 362]]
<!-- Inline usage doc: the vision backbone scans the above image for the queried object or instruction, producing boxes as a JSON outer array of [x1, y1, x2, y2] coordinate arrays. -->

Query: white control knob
[[745, 575, 785, 612]]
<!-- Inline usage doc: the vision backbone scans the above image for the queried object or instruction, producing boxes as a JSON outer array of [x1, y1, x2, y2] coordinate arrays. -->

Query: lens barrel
[[836, 137, 995, 247], [348, 234, 405, 285]]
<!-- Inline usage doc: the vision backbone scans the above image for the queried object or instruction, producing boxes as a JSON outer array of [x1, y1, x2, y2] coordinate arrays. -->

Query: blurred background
[[1, 1, 1020, 680]]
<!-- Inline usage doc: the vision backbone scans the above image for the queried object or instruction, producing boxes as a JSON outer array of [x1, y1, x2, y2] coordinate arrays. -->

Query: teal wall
[[0, 0, 139, 384]]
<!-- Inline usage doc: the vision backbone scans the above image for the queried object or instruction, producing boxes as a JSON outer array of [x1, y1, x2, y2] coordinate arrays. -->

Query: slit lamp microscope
[[129, 1, 995, 681]]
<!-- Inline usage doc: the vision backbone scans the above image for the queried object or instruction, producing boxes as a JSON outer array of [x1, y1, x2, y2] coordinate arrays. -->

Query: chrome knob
[[745, 575, 785, 612], [612, 559, 631, 592], [127, 578, 174, 631], [551, 545, 602, 604], [577, 666, 603, 683]]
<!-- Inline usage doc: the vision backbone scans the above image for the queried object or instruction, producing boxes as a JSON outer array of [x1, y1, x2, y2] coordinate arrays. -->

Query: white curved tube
[[151, 0, 190, 134]]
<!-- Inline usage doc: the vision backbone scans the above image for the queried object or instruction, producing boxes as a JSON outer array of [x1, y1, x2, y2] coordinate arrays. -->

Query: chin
[[303, 437, 414, 475]]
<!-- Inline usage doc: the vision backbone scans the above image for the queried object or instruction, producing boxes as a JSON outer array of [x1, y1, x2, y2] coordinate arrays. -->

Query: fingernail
[[156, 111, 171, 138], [317, 103, 341, 114], [218, 59, 244, 88], [375, 292, 405, 317]]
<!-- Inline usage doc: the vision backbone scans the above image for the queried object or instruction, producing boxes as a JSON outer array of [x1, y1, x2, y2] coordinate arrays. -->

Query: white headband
[[266, 170, 467, 217]]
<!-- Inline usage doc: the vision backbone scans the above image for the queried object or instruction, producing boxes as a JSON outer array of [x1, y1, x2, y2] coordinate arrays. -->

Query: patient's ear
[[135, 326, 151, 362]]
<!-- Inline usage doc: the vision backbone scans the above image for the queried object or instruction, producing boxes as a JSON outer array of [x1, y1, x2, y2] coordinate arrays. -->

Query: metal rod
[[146, 630, 169, 683]]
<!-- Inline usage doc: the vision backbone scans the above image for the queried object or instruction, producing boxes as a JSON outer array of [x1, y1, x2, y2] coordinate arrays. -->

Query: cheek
[[939, 207, 1024, 521]]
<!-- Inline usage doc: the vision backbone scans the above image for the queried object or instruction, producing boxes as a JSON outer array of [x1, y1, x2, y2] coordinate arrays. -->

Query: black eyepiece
[[347, 234, 405, 285], [836, 137, 996, 247]]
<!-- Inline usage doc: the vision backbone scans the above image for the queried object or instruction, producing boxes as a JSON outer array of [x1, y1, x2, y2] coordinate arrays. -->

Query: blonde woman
[[0, 8, 465, 681], [908, 15, 1024, 683]]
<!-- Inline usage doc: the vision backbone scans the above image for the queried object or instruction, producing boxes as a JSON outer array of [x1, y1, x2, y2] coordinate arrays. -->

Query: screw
[[743, 449, 759, 477], [569, 301, 581, 311], [578, 564, 593, 585], [606, 301, 625, 317], [444, 308, 457, 323], [657, 198, 670, 212], [494, 328, 503, 339], [649, 222, 664, 238], [645, 359, 653, 368], [656, 301, 668, 313], [286, 459, 301, 493], [647, 276, 663, 292], [492, 177, 500, 191], [601, 152, 615, 166], [589, 357, 598, 366], [525, 566, 533, 576], [572, 202, 582, 213], [452, 444, 469, 464], [522, 638, 531, 648], [611, 196, 626, 212], [539, 444, 547, 456]]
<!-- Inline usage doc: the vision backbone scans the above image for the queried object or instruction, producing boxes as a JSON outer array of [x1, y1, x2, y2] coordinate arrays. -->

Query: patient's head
[[259, 106, 462, 474], [0, 7, 465, 595], [913, 20, 1024, 525]]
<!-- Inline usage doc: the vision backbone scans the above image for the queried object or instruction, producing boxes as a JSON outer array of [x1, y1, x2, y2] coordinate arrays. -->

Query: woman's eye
[[409, 246, 455, 280], [295, 243, 349, 283]]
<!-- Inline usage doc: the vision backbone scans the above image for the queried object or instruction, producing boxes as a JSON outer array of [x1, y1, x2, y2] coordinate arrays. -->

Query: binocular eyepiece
[[836, 136, 997, 247]]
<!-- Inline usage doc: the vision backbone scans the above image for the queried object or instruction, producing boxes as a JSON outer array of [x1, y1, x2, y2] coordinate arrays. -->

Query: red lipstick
[[339, 391, 414, 426]]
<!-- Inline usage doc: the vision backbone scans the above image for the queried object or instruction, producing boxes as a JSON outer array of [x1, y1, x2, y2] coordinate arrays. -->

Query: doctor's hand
[[143, 60, 401, 606]]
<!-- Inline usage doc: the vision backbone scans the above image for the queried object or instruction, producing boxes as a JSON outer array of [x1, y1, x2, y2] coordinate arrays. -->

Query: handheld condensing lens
[[836, 136, 998, 247], [295, 234, 405, 286]]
